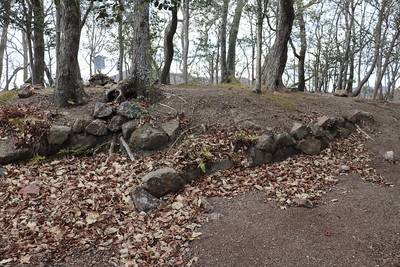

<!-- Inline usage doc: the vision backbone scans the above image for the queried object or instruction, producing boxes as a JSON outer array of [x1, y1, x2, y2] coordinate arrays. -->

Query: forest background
[[0, 0, 399, 104]]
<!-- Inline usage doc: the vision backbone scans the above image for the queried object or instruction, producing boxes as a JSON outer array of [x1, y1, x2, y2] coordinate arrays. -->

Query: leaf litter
[[0, 127, 388, 266]]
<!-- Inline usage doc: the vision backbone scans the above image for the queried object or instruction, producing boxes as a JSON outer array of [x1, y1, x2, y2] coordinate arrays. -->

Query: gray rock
[[273, 146, 299, 162], [181, 167, 201, 184], [85, 119, 108, 136], [0, 167, 7, 178], [130, 124, 168, 151], [72, 119, 91, 133], [121, 120, 137, 140], [290, 123, 310, 140], [311, 125, 325, 137], [68, 133, 104, 148], [384, 151, 395, 162], [208, 158, 234, 174], [92, 102, 113, 119], [239, 120, 261, 130], [256, 134, 275, 153], [293, 198, 314, 208], [247, 146, 273, 167], [296, 137, 322, 155], [116, 101, 143, 119], [160, 120, 180, 140], [131, 186, 166, 212], [316, 116, 331, 127], [18, 84, 34, 98], [0, 137, 33, 164], [274, 133, 295, 148], [142, 168, 185, 198], [48, 126, 71, 145], [105, 88, 126, 103], [108, 115, 129, 132], [348, 110, 371, 123]]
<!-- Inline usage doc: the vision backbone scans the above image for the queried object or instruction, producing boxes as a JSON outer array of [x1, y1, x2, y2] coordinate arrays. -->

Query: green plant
[[0, 91, 18, 107], [68, 98, 76, 105], [58, 145, 94, 156], [30, 153, 46, 164]]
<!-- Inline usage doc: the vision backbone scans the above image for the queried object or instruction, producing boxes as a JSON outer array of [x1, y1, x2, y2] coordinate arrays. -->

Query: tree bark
[[126, 0, 151, 99], [263, 0, 295, 91], [220, 0, 229, 83], [0, 0, 11, 86], [181, 0, 189, 84], [160, 6, 178, 84], [226, 0, 245, 83], [32, 0, 45, 85], [55, 0, 87, 107], [253, 0, 267, 93]]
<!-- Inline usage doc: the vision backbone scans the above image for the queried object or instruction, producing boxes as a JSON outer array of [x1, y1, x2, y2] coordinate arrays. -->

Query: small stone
[[384, 151, 395, 162], [293, 198, 314, 208], [339, 165, 350, 171]]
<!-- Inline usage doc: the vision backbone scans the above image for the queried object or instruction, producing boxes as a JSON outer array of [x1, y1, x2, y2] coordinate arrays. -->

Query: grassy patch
[[0, 90, 18, 107]]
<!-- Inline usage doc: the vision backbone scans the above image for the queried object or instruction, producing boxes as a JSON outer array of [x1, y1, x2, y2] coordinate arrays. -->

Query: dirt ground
[[3, 84, 400, 266]]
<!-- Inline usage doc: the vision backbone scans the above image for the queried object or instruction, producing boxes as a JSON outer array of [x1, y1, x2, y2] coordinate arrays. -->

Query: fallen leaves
[[18, 185, 40, 195], [0, 128, 389, 266]]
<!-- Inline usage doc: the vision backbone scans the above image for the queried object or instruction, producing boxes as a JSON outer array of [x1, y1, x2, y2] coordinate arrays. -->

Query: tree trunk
[[118, 0, 124, 82], [55, 0, 87, 107], [372, 28, 400, 100], [253, 0, 267, 93], [220, 0, 229, 83], [32, 0, 45, 85], [181, 0, 189, 84], [351, 0, 386, 97], [0, 0, 11, 86], [293, 2, 307, 92], [127, 0, 151, 98], [160, 6, 178, 85], [226, 0, 245, 83], [263, 0, 295, 91]]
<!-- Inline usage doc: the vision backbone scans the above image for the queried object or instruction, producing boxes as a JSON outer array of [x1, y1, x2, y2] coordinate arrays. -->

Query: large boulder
[[0, 137, 34, 164], [116, 101, 143, 119], [48, 126, 71, 145], [85, 119, 108, 136], [296, 137, 322, 155], [290, 123, 309, 140], [130, 124, 168, 151], [256, 134, 275, 153], [131, 186, 166, 212], [141, 168, 185, 198], [160, 120, 180, 141], [92, 102, 113, 119]]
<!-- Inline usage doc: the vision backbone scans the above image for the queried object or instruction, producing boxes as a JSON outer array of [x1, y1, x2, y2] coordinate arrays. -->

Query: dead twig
[[355, 124, 374, 141], [119, 135, 135, 161]]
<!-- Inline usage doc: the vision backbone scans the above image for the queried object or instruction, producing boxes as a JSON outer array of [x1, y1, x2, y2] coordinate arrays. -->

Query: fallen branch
[[158, 103, 178, 116], [355, 124, 374, 141], [119, 135, 135, 161], [109, 134, 116, 156], [164, 92, 187, 102]]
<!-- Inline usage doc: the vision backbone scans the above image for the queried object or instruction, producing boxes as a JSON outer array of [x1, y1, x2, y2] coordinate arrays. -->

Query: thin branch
[[119, 135, 135, 161], [355, 124, 374, 141]]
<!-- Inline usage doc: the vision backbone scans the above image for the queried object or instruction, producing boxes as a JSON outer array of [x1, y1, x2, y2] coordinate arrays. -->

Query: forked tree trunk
[[263, 0, 295, 91], [55, 0, 87, 107]]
